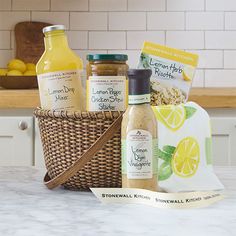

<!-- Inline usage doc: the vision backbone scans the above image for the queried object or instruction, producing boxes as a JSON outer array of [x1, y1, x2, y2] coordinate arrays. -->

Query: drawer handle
[[18, 121, 28, 130]]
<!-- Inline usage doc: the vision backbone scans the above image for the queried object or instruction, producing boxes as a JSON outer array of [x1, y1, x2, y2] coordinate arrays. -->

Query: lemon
[[26, 63, 36, 71], [0, 68, 7, 76], [7, 70, 23, 76], [7, 59, 26, 73], [172, 137, 200, 178], [183, 65, 195, 81], [152, 104, 186, 131], [24, 70, 36, 76]]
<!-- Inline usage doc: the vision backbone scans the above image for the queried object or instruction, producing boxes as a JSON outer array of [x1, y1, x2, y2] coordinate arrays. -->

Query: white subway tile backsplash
[[0, 12, 30, 30], [166, 31, 204, 49], [127, 31, 165, 49], [128, 0, 165, 11], [89, 32, 126, 49], [109, 12, 146, 30], [90, 0, 127, 11], [0, 31, 10, 49], [67, 31, 88, 50], [0, 50, 13, 67], [206, 0, 236, 11], [108, 50, 140, 68], [12, 0, 49, 11], [167, 0, 205, 11], [147, 12, 184, 30], [224, 51, 236, 69], [206, 31, 236, 49], [32, 12, 69, 28], [190, 50, 223, 69], [225, 13, 236, 30], [0, 0, 11, 10], [192, 69, 204, 87], [205, 70, 236, 87], [51, 0, 88, 11], [0, 0, 236, 88], [186, 12, 224, 30], [70, 13, 107, 30]]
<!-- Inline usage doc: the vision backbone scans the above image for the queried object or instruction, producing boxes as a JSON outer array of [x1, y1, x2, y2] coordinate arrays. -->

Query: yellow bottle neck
[[44, 30, 69, 51]]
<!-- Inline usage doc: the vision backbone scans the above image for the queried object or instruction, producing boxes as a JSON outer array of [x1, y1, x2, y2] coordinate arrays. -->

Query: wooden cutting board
[[15, 21, 51, 64]]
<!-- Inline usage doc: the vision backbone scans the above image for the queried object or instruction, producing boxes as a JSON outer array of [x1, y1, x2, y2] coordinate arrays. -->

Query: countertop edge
[[0, 88, 235, 109]]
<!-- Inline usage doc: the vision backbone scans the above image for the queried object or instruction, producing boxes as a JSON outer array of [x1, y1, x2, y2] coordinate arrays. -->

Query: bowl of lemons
[[0, 59, 38, 89]]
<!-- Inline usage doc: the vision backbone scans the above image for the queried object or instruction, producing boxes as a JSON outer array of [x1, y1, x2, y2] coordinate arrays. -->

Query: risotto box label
[[138, 41, 199, 106]]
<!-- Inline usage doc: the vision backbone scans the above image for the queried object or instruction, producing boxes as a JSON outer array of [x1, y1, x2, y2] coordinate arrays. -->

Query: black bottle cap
[[128, 69, 152, 95]]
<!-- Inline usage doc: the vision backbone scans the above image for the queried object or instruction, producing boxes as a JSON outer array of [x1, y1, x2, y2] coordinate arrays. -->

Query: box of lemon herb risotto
[[138, 41, 198, 106]]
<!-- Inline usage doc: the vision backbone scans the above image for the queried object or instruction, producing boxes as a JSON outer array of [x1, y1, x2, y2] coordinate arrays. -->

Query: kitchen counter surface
[[0, 88, 236, 108], [0, 167, 235, 236]]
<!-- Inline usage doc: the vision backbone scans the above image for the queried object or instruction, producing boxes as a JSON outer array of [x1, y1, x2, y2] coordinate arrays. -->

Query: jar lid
[[43, 25, 65, 33], [87, 54, 128, 61], [128, 69, 152, 96]]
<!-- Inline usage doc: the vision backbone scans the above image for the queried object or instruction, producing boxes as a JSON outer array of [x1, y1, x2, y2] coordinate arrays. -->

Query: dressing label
[[128, 94, 150, 105], [123, 130, 154, 179], [87, 76, 127, 111], [37, 70, 83, 111]]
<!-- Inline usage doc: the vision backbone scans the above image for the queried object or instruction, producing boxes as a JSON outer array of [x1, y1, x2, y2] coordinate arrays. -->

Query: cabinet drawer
[[0, 116, 33, 166], [211, 117, 236, 166]]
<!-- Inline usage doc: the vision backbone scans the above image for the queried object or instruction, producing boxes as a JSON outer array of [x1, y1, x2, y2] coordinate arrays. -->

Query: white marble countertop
[[0, 167, 235, 236]]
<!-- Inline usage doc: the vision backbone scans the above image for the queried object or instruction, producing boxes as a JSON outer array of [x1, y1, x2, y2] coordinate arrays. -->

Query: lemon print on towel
[[158, 137, 200, 180], [152, 104, 197, 131], [172, 137, 200, 178]]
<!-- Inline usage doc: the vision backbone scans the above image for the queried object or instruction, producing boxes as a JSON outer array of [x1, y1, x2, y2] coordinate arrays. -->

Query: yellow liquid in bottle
[[36, 29, 85, 111]]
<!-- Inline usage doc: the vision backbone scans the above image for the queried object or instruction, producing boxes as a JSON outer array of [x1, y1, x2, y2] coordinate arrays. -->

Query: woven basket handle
[[44, 114, 123, 189]]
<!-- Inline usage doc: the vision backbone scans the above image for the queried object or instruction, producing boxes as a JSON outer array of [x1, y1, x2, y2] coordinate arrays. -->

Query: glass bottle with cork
[[121, 69, 158, 191]]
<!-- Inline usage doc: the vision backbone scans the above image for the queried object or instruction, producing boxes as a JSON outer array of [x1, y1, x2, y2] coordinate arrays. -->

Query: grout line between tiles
[[223, 11, 226, 30], [146, 11, 147, 31], [87, 30, 90, 49], [223, 50, 225, 69], [203, 69, 206, 87], [69, 12, 71, 30], [107, 12, 109, 31]]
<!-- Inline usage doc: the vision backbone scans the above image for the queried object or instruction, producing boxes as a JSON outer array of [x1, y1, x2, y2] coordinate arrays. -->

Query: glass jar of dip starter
[[86, 54, 128, 111]]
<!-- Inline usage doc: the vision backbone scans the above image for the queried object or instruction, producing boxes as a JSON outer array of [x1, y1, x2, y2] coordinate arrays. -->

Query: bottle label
[[122, 130, 157, 179], [128, 94, 150, 105], [37, 70, 84, 111], [87, 76, 127, 111]]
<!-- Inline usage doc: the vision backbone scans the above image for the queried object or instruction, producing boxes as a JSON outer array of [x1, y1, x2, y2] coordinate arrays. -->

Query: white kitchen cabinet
[[208, 109, 236, 166], [34, 110, 236, 167], [0, 116, 33, 166], [0, 108, 235, 167], [211, 118, 236, 166]]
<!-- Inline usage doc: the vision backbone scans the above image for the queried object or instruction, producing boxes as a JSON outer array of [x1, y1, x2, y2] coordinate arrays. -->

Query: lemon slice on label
[[152, 104, 186, 131], [172, 137, 200, 178], [183, 65, 195, 81]]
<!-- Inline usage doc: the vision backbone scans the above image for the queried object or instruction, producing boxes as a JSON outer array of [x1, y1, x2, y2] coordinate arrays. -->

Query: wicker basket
[[34, 108, 123, 190]]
